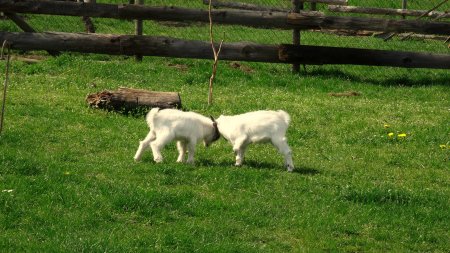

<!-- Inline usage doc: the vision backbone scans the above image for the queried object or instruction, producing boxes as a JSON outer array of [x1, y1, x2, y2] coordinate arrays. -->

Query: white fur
[[134, 108, 219, 164], [216, 110, 294, 171]]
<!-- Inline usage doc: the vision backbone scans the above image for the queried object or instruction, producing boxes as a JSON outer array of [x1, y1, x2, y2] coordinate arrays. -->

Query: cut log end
[[86, 87, 182, 113]]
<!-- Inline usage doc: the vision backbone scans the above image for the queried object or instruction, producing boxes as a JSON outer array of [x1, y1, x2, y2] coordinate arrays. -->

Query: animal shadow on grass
[[197, 158, 320, 175]]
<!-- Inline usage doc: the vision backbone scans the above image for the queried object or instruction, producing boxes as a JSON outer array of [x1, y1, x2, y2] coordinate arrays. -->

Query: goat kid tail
[[277, 110, 291, 125], [146, 107, 160, 129]]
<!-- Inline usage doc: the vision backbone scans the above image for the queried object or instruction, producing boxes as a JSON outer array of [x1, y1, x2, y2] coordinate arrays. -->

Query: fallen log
[[0, 0, 448, 35], [1, 31, 450, 69], [86, 87, 181, 111]]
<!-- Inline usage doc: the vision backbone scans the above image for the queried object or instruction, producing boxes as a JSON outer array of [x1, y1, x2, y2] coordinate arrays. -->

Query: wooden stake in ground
[[0, 40, 11, 135], [208, 0, 223, 106]]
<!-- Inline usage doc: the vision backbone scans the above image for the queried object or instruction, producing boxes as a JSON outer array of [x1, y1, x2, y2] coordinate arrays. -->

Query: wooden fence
[[0, 0, 449, 69], [1, 1, 448, 35], [328, 5, 450, 19]]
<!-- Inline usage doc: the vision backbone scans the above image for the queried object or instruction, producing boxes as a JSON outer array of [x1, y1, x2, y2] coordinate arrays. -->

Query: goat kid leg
[[134, 130, 156, 161], [272, 137, 294, 172], [186, 140, 196, 164], [233, 136, 248, 166], [150, 133, 172, 163], [176, 141, 187, 163]]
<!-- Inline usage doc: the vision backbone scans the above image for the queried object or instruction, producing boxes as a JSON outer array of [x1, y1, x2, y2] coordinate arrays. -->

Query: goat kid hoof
[[154, 158, 163, 163]]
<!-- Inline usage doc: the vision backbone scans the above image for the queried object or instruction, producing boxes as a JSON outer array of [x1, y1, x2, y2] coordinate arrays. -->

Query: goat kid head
[[204, 116, 221, 147]]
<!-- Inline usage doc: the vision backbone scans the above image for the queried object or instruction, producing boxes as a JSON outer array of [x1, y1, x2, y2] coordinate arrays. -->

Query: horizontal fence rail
[[298, 0, 348, 4], [1, 31, 449, 69], [0, 0, 449, 35], [328, 5, 450, 19], [203, 0, 289, 12], [203, 0, 346, 12]]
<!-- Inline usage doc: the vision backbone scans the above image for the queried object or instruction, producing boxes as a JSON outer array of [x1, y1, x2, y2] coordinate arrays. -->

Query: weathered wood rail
[[1, 31, 449, 69], [328, 5, 450, 19], [203, 0, 346, 12], [0, 0, 449, 35], [299, 0, 347, 4], [203, 0, 289, 12], [3, 12, 60, 55]]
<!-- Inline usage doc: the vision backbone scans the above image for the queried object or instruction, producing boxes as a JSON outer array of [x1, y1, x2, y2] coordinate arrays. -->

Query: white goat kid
[[216, 110, 294, 171], [134, 108, 220, 164]]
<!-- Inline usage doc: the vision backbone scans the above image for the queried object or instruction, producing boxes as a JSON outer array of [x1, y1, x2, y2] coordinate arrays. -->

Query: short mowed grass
[[1, 4, 450, 250]]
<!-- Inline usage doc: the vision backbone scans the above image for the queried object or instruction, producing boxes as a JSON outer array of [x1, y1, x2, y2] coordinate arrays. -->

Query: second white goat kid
[[216, 110, 294, 171], [134, 108, 220, 164]]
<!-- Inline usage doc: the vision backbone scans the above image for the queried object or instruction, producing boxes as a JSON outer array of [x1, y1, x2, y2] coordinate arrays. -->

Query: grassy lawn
[[0, 0, 449, 251]]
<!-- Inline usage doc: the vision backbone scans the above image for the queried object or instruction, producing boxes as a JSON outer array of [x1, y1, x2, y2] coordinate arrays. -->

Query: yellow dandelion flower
[[440, 144, 447, 149], [384, 124, 390, 128], [64, 171, 71, 175], [398, 133, 407, 138], [388, 133, 394, 138]]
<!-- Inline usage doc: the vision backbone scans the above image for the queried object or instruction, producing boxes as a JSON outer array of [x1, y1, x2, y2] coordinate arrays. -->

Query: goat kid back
[[215, 110, 294, 171], [134, 108, 220, 164]]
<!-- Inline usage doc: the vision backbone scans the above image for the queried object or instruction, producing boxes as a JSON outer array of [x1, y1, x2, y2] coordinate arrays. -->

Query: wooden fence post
[[292, 0, 303, 73], [402, 0, 407, 19], [80, 0, 96, 33], [135, 0, 144, 61]]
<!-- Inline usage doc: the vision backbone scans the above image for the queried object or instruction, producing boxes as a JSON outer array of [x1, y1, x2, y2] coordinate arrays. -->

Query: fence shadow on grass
[[306, 68, 450, 87]]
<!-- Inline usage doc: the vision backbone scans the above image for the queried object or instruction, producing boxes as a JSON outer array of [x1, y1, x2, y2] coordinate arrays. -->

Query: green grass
[[1, 53, 449, 252], [1, 0, 450, 251]]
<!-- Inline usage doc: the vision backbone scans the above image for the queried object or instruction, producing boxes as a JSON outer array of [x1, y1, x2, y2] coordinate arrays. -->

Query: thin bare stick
[[207, 0, 224, 106], [0, 40, 11, 135]]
